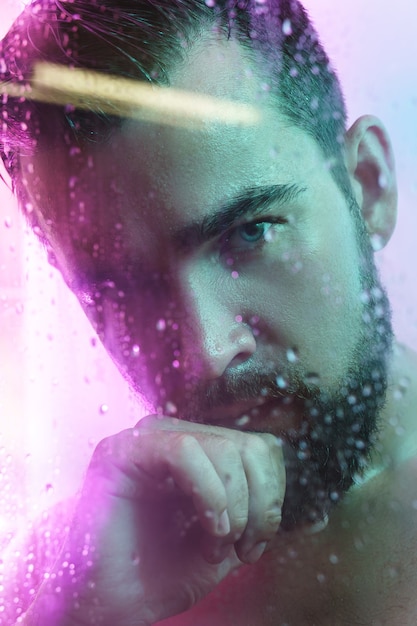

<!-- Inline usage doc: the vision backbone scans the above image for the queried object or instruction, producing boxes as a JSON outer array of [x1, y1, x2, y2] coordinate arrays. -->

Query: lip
[[200, 395, 294, 431]]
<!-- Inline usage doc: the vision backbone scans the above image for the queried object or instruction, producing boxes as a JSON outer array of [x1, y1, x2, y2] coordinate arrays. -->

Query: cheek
[[232, 249, 363, 383]]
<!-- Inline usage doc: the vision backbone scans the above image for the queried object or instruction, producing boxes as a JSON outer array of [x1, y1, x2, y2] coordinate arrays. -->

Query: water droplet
[[329, 553, 339, 565], [99, 404, 109, 415], [131, 344, 140, 357], [371, 286, 383, 301], [276, 375, 288, 390], [399, 376, 410, 389], [156, 319, 166, 331], [393, 386, 404, 400], [378, 173, 387, 189], [282, 18, 292, 36], [310, 97, 319, 110], [235, 414, 250, 427], [286, 347, 298, 363], [235, 315, 243, 323], [4, 217, 12, 228], [172, 359, 180, 369], [165, 401, 177, 415], [231, 270, 239, 279], [370, 233, 384, 251]]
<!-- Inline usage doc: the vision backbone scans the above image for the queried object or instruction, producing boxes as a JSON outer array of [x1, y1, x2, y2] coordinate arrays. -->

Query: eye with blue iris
[[236, 221, 272, 242], [220, 218, 283, 256]]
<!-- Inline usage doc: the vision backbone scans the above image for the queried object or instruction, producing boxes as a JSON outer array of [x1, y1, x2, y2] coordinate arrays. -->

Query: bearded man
[[1, 1, 417, 624]]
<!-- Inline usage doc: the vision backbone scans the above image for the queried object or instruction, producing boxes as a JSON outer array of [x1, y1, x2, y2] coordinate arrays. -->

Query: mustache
[[179, 367, 320, 420]]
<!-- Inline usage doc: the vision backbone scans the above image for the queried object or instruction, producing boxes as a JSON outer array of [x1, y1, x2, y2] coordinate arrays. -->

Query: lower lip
[[215, 396, 299, 431]]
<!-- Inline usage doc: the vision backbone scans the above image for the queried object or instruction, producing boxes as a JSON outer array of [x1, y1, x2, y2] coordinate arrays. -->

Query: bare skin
[[20, 345, 417, 626], [11, 34, 417, 626], [155, 344, 417, 626]]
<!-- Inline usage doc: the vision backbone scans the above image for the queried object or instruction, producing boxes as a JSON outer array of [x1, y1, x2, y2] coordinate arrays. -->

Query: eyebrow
[[174, 183, 307, 252]]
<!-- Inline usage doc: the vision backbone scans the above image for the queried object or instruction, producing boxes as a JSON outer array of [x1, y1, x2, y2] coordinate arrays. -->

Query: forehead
[[98, 41, 316, 206], [33, 36, 340, 268]]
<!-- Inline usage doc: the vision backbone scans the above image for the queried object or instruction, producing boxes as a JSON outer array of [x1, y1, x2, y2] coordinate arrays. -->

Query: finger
[[162, 432, 231, 537], [204, 436, 250, 540], [199, 437, 250, 562], [137, 417, 251, 540], [90, 426, 231, 538], [235, 433, 285, 563]]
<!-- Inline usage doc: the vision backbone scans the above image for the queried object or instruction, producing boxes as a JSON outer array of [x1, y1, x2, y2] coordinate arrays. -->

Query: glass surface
[[0, 1, 416, 624]]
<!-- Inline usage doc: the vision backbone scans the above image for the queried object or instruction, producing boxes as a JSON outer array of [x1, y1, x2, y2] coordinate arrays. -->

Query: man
[[1, 0, 417, 624]]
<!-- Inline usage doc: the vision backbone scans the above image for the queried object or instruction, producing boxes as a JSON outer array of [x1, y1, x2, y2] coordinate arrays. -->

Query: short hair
[[0, 0, 349, 227]]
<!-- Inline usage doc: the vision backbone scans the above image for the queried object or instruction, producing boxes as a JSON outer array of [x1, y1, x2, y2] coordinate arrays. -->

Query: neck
[[368, 340, 417, 473]]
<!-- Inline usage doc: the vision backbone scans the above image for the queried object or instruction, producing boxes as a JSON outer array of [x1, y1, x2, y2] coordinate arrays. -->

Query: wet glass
[[0, 1, 416, 624]]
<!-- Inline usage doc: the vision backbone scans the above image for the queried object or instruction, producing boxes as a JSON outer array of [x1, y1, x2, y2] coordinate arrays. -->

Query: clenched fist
[[24, 416, 285, 626]]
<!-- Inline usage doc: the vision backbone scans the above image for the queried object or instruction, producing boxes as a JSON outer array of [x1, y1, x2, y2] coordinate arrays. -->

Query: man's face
[[27, 36, 391, 526]]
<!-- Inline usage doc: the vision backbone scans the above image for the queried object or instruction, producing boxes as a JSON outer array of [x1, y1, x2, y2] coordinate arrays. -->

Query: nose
[[180, 268, 257, 379]]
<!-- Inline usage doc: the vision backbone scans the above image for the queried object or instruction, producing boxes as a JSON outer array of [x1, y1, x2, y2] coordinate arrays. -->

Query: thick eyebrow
[[175, 183, 306, 252]]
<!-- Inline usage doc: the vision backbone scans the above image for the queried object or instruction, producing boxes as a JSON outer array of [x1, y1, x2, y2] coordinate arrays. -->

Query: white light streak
[[1, 62, 261, 128]]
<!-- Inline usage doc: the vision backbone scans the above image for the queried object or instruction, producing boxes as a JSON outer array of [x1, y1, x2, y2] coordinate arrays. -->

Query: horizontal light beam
[[0, 62, 261, 128]]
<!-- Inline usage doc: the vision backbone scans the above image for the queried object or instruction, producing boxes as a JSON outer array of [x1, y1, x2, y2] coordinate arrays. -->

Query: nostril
[[229, 349, 254, 368]]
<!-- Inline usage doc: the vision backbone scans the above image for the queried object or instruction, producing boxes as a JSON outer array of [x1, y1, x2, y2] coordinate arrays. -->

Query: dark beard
[[280, 334, 390, 530], [280, 207, 393, 529]]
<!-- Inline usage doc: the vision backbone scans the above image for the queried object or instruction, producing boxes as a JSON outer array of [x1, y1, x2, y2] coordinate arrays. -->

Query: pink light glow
[[0, 0, 416, 537]]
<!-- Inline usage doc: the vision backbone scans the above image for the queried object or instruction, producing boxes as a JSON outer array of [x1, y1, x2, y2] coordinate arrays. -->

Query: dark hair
[[0, 0, 349, 222]]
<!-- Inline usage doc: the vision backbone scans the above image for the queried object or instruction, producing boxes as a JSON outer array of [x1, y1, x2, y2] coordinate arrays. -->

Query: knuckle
[[93, 434, 117, 460], [229, 513, 249, 539], [259, 432, 282, 452], [174, 432, 199, 456], [263, 431, 280, 444], [218, 437, 239, 455], [241, 433, 271, 460], [216, 439, 241, 472], [226, 493, 249, 533], [263, 506, 282, 533], [134, 413, 169, 432]]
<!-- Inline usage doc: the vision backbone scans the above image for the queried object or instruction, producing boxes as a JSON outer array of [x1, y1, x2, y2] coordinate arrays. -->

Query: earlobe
[[345, 115, 397, 250]]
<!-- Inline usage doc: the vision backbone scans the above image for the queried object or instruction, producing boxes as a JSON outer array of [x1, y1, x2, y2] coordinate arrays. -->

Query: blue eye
[[219, 216, 286, 259], [236, 222, 268, 242]]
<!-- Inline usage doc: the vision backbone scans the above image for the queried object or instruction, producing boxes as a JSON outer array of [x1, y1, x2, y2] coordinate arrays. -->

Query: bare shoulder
[[321, 454, 417, 625]]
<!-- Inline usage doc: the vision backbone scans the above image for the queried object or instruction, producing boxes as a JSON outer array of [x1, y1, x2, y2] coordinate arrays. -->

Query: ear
[[345, 115, 397, 250]]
